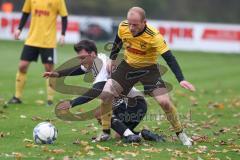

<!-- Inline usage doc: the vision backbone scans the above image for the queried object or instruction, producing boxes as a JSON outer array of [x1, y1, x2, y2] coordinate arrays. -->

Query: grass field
[[0, 40, 240, 160]]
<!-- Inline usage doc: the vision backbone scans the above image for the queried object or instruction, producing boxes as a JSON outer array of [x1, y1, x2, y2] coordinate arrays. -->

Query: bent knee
[[99, 91, 114, 102]]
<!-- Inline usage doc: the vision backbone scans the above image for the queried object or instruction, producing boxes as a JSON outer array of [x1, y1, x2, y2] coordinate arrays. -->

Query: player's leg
[[94, 102, 141, 143], [41, 48, 55, 106], [141, 64, 192, 145], [152, 90, 192, 146], [94, 79, 122, 141], [8, 45, 39, 104], [95, 60, 136, 141]]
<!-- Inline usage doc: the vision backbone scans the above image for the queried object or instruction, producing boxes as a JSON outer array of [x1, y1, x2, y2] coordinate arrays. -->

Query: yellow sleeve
[[58, 0, 68, 16], [22, 0, 31, 13], [152, 34, 169, 55]]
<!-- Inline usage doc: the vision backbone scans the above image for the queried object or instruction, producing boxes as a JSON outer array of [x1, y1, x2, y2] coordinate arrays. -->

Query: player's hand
[[180, 80, 196, 92], [43, 72, 59, 78], [59, 35, 65, 46], [57, 100, 71, 110], [106, 60, 117, 73], [14, 29, 21, 40]]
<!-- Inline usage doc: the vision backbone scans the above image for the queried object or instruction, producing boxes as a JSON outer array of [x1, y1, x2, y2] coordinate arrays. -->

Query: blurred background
[[0, 0, 239, 53], [1, 0, 240, 23]]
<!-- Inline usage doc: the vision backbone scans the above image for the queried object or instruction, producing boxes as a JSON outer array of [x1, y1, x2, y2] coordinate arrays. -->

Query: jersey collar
[[133, 25, 147, 37]]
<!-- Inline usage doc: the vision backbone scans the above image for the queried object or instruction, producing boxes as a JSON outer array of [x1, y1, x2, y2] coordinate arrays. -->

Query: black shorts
[[111, 60, 168, 95], [113, 97, 147, 130], [20, 45, 55, 64]]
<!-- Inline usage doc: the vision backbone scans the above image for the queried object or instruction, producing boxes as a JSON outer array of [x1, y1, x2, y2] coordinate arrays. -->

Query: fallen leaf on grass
[[0, 114, 9, 119], [71, 129, 77, 132], [99, 157, 113, 160], [0, 132, 10, 138], [25, 143, 38, 148], [189, 96, 198, 106], [63, 156, 71, 160], [12, 152, 24, 160], [51, 149, 65, 154], [80, 129, 89, 135], [219, 127, 230, 133], [208, 102, 224, 109], [142, 147, 162, 153], [172, 150, 184, 157], [35, 100, 45, 105], [23, 138, 33, 143], [20, 115, 27, 119], [86, 151, 95, 156], [123, 151, 139, 157], [219, 140, 227, 145], [31, 116, 43, 121], [231, 98, 240, 107], [191, 135, 209, 142], [0, 132, 5, 138], [84, 145, 94, 152], [96, 144, 112, 151], [195, 145, 208, 153]]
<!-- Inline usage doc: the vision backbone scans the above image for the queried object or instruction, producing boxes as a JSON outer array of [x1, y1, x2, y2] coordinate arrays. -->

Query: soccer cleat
[[141, 129, 165, 142], [177, 132, 193, 146], [47, 100, 53, 106], [92, 132, 111, 142], [123, 134, 141, 143], [8, 96, 22, 104]]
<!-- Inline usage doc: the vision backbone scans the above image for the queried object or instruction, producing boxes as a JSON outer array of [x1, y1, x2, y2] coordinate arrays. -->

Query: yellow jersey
[[118, 20, 169, 68], [22, 0, 68, 48]]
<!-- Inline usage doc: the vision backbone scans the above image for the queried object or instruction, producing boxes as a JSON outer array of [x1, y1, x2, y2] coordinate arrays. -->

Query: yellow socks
[[46, 79, 54, 101], [164, 106, 182, 133], [100, 101, 112, 130], [15, 71, 26, 99]]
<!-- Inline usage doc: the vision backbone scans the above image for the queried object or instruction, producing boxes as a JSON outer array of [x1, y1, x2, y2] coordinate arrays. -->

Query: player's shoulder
[[145, 24, 165, 42], [119, 20, 129, 27], [145, 24, 159, 37]]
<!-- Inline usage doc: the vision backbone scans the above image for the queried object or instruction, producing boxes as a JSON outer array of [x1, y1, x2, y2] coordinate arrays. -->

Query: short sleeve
[[152, 34, 169, 55], [58, 0, 68, 16], [22, 0, 31, 13]]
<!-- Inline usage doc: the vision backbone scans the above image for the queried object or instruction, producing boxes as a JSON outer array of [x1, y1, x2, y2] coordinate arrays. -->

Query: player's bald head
[[127, 7, 146, 21]]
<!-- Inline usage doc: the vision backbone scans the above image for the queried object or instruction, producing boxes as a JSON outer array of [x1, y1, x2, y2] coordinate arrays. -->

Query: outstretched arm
[[161, 50, 195, 91], [70, 81, 106, 107], [57, 82, 106, 110], [43, 65, 86, 78]]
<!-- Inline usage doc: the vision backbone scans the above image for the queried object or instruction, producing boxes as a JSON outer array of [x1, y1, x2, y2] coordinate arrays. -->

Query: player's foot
[[141, 129, 165, 142], [123, 134, 141, 143], [177, 132, 193, 146], [92, 132, 111, 142], [47, 100, 53, 106], [8, 96, 22, 104]]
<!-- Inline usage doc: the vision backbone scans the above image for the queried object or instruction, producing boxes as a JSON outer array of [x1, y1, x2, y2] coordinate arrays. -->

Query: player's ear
[[143, 19, 147, 24], [90, 51, 97, 58]]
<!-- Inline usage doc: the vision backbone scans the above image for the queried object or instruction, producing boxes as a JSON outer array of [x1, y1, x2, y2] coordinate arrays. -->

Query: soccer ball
[[33, 122, 58, 144]]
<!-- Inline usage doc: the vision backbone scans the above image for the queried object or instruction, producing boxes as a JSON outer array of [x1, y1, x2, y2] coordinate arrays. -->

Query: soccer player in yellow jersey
[[97, 7, 196, 146], [8, 0, 68, 106]]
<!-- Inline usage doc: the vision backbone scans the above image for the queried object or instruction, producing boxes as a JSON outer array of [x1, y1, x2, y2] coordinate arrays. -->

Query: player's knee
[[19, 65, 28, 73], [158, 99, 171, 109], [44, 64, 54, 72], [99, 91, 114, 102], [94, 109, 101, 120]]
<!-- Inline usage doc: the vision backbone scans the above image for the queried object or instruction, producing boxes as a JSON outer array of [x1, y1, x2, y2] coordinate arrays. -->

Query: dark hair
[[74, 40, 98, 54]]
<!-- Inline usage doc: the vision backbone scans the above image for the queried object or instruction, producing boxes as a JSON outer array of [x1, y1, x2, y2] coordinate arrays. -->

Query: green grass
[[0, 40, 240, 160]]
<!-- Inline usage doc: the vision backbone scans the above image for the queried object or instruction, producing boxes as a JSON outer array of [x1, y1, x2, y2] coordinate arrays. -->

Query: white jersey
[[81, 53, 143, 98]]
